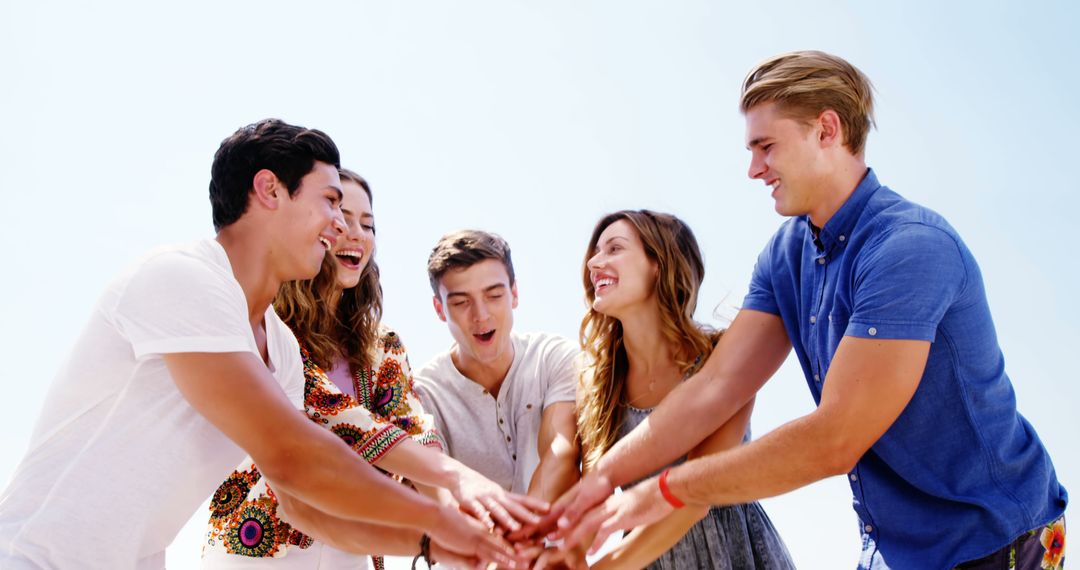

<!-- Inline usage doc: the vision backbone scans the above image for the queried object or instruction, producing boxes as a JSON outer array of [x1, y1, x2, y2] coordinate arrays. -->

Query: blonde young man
[[551, 52, 1067, 569], [414, 230, 581, 511]]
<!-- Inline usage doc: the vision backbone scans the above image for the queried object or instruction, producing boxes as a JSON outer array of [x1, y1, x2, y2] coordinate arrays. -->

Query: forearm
[[527, 448, 581, 503], [374, 437, 459, 489], [592, 505, 710, 570], [596, 373, 754, 488], [670, 412, 848, 507], [261, 426, 442, 529], [277, 487, 426, 555]]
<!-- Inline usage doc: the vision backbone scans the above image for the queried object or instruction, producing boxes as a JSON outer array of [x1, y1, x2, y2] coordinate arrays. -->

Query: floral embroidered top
[[202, 327, 442, 569]]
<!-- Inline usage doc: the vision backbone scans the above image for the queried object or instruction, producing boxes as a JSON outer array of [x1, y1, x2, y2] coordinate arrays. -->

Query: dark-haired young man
[[414, 230, 581, 509], [0, 120, 519, 569]]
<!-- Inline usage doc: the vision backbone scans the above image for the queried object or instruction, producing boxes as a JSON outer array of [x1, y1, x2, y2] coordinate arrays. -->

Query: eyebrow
[[445, 283, 508, 298], [594, 235, 629, 253], [746, 136, 771, 151], [328, 185, 344, 201]]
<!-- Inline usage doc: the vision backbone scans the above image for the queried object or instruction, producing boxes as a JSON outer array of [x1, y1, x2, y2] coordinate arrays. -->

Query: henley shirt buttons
[[868, 327, 878, 336], [513, 454, 517, 460], [506, 436, 511, 442], [498, 419, 503, 424], [526, 404, 533, 410], [817, 258, 825, 265]]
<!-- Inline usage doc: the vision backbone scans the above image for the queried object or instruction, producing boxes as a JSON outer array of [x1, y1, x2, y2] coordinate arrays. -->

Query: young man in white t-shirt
[[414, 230, 581, 513], [0, 120, 518, 569]]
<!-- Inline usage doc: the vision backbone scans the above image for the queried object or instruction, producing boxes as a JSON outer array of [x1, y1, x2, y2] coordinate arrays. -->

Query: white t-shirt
[[0, 240, 304, 570], [413, 332, 578, 494]]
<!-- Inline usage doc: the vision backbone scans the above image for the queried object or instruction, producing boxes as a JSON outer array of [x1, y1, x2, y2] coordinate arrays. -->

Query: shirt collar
[[808, 168, 880, 253]]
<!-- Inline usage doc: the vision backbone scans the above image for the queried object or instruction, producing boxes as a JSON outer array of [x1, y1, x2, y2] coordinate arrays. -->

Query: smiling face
[[272, 161, 346, 281], [329, 179, 375, 289], [745, 102, 830, 218], [433, 258, 518, 370], [586, 219, 657, 319]]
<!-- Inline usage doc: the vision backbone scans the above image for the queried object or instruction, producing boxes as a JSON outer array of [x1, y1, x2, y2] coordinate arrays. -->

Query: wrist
[[658, 468, 685, 509]]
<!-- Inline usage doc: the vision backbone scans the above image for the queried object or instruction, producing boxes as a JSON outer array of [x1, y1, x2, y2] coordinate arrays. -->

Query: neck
[[452, 342, 515, 395], [618, 302, 677, 377], [807, 156, 868, 228], [216, 227, 280, 326]]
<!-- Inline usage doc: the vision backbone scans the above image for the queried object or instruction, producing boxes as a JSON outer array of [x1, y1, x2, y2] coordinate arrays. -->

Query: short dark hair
[[209, 119, 341, 230], [427, 230, 515, 295]]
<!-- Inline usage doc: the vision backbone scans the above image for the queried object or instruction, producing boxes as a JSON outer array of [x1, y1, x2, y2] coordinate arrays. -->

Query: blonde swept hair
[[741, 50, 876, 155], [577, 210, 720, 472], [274, 169, 383, 372]]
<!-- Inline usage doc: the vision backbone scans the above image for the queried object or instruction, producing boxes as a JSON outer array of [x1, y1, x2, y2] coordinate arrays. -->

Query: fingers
[[480, 496, 520, 533], [429, 542, 478, 569], [462, 499, 496, 531], [558, 502, 606, 554], [476, 532, 529, 569], [553, 475, 611, 538], [535, 482, 578, 539]]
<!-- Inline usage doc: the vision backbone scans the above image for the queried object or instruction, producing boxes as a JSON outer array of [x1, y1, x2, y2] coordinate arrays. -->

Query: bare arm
[[165, 351, 443, 527], [374, 436, 547, 531], [565, 336, 930, 552], [591, 400, 754, 569], [527, 401, 581, 503], [548, 309, 789, 533]]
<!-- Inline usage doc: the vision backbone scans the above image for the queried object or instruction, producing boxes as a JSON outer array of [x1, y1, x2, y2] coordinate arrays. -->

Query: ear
[[432, 295, 448, 322], [510, 282, 520, 310], [252, 169, 282, 210], [817, 109, 843, 149]]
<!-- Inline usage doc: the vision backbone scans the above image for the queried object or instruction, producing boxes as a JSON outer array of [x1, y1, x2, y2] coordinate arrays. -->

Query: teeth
[[335, 249, 363, 258], [319, 237, 332, 251], [595, 278, 615, 288]]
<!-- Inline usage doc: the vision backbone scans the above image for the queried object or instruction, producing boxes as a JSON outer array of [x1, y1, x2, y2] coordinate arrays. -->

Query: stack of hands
[[426, 470, 673, 569]]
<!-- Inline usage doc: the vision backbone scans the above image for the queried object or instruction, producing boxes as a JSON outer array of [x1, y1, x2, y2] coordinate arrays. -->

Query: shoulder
[[513, 331, 580, 360], [374, 324, 410, 358], [122, 240, 235, 295], [412, 348, 456, 389]]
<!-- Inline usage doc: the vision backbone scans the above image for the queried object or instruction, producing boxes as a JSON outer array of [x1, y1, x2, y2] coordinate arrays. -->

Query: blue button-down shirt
[[743, 169, 1067, 569]]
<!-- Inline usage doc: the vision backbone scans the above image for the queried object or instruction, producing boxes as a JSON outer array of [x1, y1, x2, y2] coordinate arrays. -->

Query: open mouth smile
[[473, 329, 496, 343]]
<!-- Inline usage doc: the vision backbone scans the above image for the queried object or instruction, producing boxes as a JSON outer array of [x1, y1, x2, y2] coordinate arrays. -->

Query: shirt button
[[850, 473, 858, 482], [838, 235, 846, 242], [864, 524, 873, 533], [868, 327, 878, 336], [809, 315, 817, 324], [817, 258, 825, 265], [506, 436, 511, 442], [814, 374, 820, 382], [512, 454, 517, 460], [498, 419, 503, 424], [526, 404, 533, 410]]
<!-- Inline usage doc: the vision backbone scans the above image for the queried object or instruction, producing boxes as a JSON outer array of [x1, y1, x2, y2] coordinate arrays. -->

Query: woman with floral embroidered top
[[201, 169, 545, 570], [573, 210, 795, 570]]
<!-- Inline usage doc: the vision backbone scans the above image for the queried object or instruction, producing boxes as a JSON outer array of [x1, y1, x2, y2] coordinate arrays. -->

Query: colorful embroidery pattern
[[203, 327, 444, 564]]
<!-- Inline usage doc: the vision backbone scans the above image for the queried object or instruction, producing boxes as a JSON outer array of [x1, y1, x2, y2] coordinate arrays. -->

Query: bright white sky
[[2, 2, 1077, 568]]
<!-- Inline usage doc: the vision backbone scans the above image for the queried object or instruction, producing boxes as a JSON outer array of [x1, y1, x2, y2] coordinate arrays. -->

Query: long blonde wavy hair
[[273, 169, 383, 372], [578, 210, 721, 471]]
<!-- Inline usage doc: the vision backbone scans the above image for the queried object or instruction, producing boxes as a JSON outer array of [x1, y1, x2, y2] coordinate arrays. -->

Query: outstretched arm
[[590, 400, 754, 569], [547, 309, 790, 534], [564, 335, 929, 553], [165, 351, 522, 566], [527, 401, 581, 503]]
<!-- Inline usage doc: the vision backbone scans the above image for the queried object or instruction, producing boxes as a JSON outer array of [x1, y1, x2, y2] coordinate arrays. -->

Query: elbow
[[819, 437, 866, 478], [253, 439, 312, 493]]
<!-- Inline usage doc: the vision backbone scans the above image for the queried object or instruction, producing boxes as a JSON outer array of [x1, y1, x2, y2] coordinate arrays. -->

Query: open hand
[[560, 476, 673, 555], [452, 466, 549, 533]]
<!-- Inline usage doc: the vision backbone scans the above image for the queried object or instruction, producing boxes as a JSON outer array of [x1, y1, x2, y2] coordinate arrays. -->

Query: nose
[[330, 211, 346, 235], [472, 301, 491, 322], [586, 250, 603, 272], [748, 151, 766, 180]]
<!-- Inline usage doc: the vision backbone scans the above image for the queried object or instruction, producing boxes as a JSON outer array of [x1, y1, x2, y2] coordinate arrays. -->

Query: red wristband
[[658, 468, 685, 509]]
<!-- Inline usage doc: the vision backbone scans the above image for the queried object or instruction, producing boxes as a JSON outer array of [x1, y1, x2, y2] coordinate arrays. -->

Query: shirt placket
[[493, 391, 516, 462], [808, 249, 828, 400]]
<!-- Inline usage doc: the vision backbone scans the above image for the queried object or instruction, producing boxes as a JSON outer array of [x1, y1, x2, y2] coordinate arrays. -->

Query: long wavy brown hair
[[578, 210, 721, 471], [274, 169, 383, 372]]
